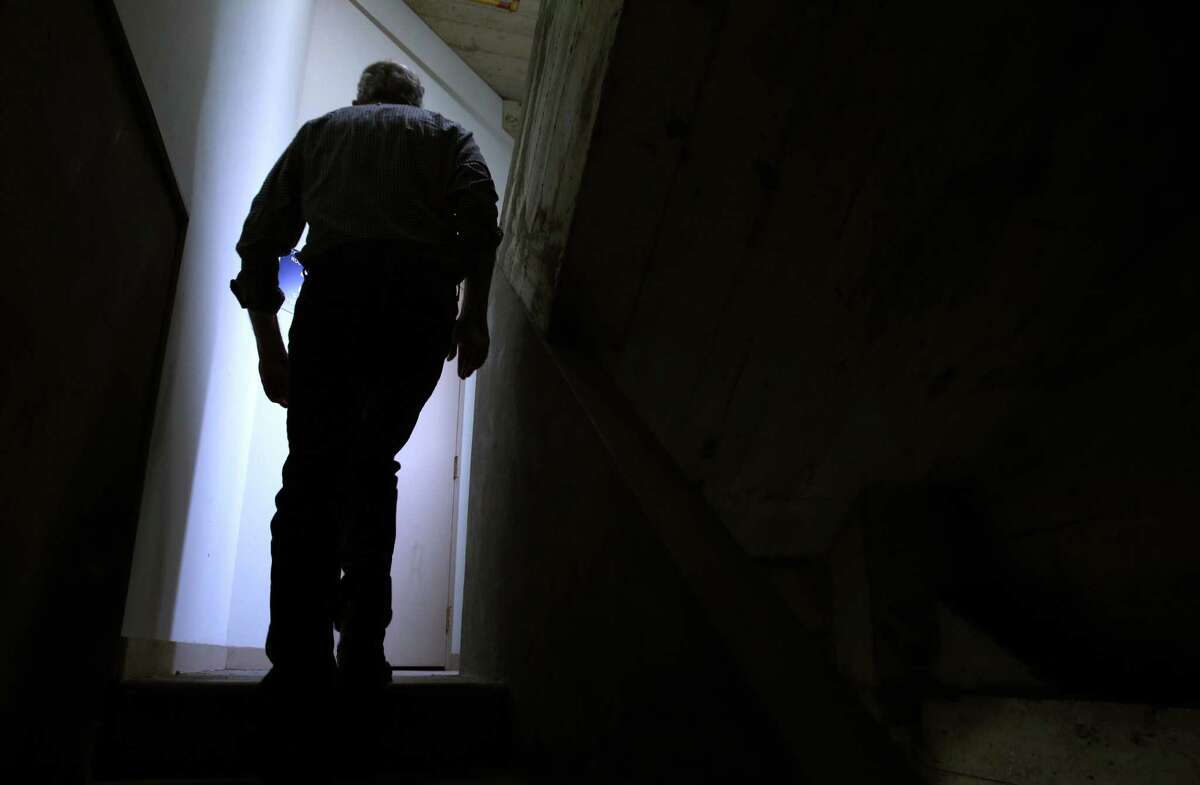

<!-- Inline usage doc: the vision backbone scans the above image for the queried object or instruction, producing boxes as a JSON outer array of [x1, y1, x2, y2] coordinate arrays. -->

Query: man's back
[[299, 104, 491, 258], [234, 101, 498, 307]]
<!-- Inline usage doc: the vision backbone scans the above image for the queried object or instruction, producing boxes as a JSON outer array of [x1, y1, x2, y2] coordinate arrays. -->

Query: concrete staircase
[[90, 672, 513, 783], [855, 599, 1200, 784], [921, 692, 1200, 785]]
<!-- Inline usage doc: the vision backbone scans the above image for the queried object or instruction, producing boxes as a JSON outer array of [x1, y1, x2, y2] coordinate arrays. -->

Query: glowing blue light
[[279, 252, 305, 314]]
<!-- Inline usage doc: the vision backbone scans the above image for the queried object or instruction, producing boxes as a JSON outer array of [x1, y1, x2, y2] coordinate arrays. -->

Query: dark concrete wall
[[548, 1, 1193, 695], [463, 277, 793, 780], [467, 6, 802, 775], [0, 2, 185, 779], [466, 0, 1193, 773]]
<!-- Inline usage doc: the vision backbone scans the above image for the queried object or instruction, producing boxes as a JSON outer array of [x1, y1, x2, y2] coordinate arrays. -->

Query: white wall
[[222, 0, 513, 652], [118, 0, 317, 645]]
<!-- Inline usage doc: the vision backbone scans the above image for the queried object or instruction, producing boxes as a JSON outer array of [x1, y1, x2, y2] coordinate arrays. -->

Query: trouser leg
[[257, 289, 357, 781], [334, 451, 399, 677], [257, 249, 456, 777], [259, 426, 344, 780], [264, 449, 344, 676], [264, 331, 359, 679], [335, 337, 449, 678]]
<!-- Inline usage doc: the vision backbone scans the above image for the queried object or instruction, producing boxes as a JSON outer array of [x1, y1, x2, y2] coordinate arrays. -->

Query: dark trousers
[[264, 245, 457, 685]]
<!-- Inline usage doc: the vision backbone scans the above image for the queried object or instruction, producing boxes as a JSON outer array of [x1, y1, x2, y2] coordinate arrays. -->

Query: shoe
[[335, 657, 393, 691], [336, 634, 392, 691]]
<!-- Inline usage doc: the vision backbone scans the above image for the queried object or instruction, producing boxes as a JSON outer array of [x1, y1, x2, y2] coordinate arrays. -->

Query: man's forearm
[[249, 310, 286, 359], [248, 309, 289, 406], [460, 251, 495, 325]]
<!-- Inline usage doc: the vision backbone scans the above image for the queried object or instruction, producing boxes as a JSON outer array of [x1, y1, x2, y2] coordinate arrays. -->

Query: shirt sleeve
[[447, 127, 502, 268], [231, 124, 308, 313]]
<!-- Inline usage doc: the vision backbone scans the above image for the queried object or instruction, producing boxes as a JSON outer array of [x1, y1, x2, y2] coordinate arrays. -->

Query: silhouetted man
[[231, 61, 499, 779]]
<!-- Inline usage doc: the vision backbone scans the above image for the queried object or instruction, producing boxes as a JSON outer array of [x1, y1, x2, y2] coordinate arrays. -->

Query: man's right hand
[[249, 310, 290, 408], [258, 351, 290, 408], [447, 317, 489, 379]]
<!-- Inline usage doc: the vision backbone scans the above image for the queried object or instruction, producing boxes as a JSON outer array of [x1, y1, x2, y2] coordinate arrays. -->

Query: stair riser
[[93, 683, 512, 780]]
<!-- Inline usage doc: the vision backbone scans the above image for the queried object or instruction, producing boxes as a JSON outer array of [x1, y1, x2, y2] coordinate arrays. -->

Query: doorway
[[116, 0, 511, 675]]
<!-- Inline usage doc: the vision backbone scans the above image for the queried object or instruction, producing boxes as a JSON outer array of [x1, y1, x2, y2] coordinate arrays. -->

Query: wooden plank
[[404, 0, 537, 98], [413, 15, 533, 58], [404, 0, 541, 38], [454, 48, 528, 99]]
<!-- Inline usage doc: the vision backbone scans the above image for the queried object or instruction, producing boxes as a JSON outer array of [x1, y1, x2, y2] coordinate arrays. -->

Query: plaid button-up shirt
[[232, 103, 501, 313]]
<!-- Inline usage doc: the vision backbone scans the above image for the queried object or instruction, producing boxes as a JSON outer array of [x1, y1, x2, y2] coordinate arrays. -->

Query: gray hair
[[356, 61, 424, 107]]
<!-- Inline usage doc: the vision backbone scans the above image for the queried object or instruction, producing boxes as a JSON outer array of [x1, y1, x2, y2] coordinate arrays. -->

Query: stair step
[[92, 673, 512, 782], [97, 779, 530, 785], [97, 779, 531, 785], [920, 694, 1200, 784]]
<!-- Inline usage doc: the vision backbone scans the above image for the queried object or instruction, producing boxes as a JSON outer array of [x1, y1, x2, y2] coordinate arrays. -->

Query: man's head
[[353, 61, 424, 107]]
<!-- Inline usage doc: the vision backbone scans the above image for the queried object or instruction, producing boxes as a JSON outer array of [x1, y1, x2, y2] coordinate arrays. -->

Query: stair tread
[[97, 778, 531, 784], [120, 670, 502, 691], [96, 778, 532, 785], [920, 694, 1200, 785]]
